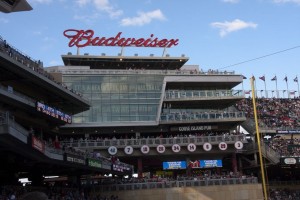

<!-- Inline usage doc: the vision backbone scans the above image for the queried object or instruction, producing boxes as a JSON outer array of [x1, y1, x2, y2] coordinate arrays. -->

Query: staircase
[[244, 142, 280, 165], [260, 142, 280, 164], [241, 118, 256, 135]]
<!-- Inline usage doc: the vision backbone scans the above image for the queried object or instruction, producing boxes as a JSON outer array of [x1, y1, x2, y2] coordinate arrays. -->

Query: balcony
[[62, 135, 247, 150], [160, 111, 245, 123], [164, 90, 243, 100], [96, 177, 258, 192]]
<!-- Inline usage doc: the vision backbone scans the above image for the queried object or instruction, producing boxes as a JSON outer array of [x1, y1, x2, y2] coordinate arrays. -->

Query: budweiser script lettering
[[63, 29, 179, 48]]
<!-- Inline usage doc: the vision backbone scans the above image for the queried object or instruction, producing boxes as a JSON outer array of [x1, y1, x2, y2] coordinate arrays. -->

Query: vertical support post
[[251, 77, 268, 200], [138, 158, 143, 178]]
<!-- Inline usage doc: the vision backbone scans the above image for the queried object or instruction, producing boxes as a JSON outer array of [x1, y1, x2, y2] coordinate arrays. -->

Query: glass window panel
[[68, 73, 164, 123]]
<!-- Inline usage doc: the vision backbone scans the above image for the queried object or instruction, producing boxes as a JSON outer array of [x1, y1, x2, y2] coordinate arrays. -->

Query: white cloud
[[0, 18, 9, 24], [28, 0, 52, 4], [32, 31, 42, 35], [222, 0, 239, 3], [272, 0, 300, 4], [75, 0, 89, 6], [73, 13, 100, 24], [49, 60, 61, 66], [94, 0, 123, 18], [211, 19, 257, 37], [120, 9, 166, 27], [75, 0, 123, 19], [43, 36, 56, 43]]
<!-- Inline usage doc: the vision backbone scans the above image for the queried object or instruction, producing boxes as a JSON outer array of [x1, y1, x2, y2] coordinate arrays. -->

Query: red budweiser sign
[[63, 29, 179, 48]]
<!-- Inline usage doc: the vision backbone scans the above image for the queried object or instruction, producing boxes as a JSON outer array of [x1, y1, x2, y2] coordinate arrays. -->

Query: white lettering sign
[[108, 146, 117, 155], [219, 142, 228, 151], [234, 141, 243, 150], [187, 143, 196, 152], [172, 144, 181, 153], [157, 145, 166, 153], [141, 145, 150, 154], [124, 146, 133, 155], [203, 143, 212, 151]]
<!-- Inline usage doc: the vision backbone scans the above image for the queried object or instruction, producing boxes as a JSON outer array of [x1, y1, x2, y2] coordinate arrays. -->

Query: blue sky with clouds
[[1, 0, 300, 93]]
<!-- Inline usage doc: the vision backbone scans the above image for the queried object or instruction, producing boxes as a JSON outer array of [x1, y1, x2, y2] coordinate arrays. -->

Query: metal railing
[[0, 83, 36, 106], [261, 143, 280, 164], [268, 180, 300, 186], [164, 90, 243, 100], [44, 146, 64, 161], [47, 68, 236, 76], [0, 111, 8, 125], [96, 177, 258, 192], [257, 126, 300, 132], [0, 37, 87, 101], [61, 135, 247, 149], [0, 111, 29, 137], [245, 90, 299, 98], [245, 142, 280, 164], [160, 111, 245, 122], [0, 111, 134, 172], [44, 144, 134, 171]]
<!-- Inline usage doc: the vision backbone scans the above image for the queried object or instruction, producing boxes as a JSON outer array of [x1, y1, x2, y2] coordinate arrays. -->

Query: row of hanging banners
[[107, 141, 244, 155]]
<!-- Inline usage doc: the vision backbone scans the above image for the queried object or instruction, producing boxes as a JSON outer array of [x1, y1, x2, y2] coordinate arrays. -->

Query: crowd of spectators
[[60, 130, 242, 141], [99, 170, 252, 186], [0, 170, 254, 199], [48, 139, 123, 166], [122, 66, 232, 75], [266, 136, 300, 157], [30, 133, 132, 172], [269, 188, 300, 200], [236, 98, 300, 129], [236, 97, 300, 157], [160, 110, 244, 121]]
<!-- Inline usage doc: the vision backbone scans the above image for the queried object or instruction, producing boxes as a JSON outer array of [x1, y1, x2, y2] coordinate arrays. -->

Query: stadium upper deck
[[0, 0, 32, 13], [45, 32, 248, 176], [0, 35, 133, 185]]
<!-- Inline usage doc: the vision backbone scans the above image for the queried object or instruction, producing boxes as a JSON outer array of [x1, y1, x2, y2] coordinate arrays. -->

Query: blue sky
[[1, 0, 300, 93]]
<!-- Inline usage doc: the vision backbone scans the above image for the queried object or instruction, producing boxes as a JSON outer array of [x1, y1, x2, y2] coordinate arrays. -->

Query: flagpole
[[297, 81, 299, 98], [242, 76, 247, 95], [296, 76, 299, 98], [271, 75, 277, 98], [264, 81, 267, 98], [275, 78, 278, 98], [286, 77, 289, 98], [264, 74, 267, 98], [242, 80, 244, 94]]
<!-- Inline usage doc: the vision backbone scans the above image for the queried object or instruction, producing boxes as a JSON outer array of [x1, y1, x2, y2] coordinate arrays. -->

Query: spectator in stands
[[236, 98, 300, 129], [19, 191, 48, 200]]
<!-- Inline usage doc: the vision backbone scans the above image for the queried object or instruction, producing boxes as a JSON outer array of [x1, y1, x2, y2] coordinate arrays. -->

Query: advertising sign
[[32, 136, 45, 153], [87, 158, 102, 168], [200, 160, 223, 168], [63, 29, 179, 48], [163, 161, 187, 170], [170, 125, 215, 132], [277, 130, 300, 134], [36, 102, 72, 123], [112, 164, 132, 173], [280, 157, 300, 165], [64, 153, 85, 165]]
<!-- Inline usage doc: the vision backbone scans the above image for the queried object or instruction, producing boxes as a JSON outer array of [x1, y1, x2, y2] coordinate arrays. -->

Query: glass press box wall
[[63, 73, 164, 123]]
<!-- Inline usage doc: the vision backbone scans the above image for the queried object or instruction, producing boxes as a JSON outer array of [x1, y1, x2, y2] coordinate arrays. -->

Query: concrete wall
[[99, 184, 264, 200]]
